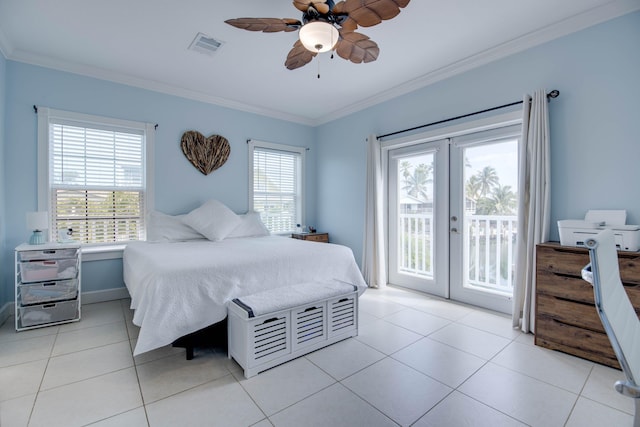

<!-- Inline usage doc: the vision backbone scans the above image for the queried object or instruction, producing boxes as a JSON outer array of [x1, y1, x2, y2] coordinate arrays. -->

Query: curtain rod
[[377, 90, 559, 140]]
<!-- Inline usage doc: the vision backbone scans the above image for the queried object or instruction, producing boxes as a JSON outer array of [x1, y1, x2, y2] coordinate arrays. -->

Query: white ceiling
[[0, 0, 638, 125]]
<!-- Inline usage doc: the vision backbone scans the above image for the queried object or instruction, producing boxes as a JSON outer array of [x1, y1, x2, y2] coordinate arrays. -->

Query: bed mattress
[[123, 236, 366, 355]]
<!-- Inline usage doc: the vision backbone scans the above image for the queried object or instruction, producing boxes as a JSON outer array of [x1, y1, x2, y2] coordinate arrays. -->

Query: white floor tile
[[581, 364, 634, 414], [52, 321, 128, 356], [0, 334, 55, 367], [57, 300, 125, 332], [342, 358, 451, 426], [0, 359, 47, 401], [305, 338, 385, 380], [0, 317, 58, 344], [491, 341, 593, 393], [515, 331, 534, 346], [146, 375, 264, 427], [251, 419, 274, 427], [458, 309, 522, 340], [383, 308, 451, 336], [0, 293, 630, 427], [269, 383, 396, 427], [358, 293, 406, 318], [41, 340, 134, 390], [89, 407, 149, 427], [0, 394, 36, 427], [459, 363, 578, 427], [565, 396, 634, 427], [400, 296, 474, 321], [414, 391, 526, 427], [428, 323, 511, 360], [29, 367, 142, 427], [355, 317, 422, 355], [136, 351, 230, 404], [237, 357, 335, 416], [393, 337, 486, 387]]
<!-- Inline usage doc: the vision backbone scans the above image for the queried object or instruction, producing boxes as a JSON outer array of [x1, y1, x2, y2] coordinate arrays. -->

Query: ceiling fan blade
[[225, 18, 301, 33], [341, 0, 410, 28], [293, 0, 331, 14], [285, 40, 318, 70], [335, 31, 379, 64]]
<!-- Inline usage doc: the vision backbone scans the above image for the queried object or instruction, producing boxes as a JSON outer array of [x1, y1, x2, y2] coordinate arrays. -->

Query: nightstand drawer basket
[[18, 299, 79, 328], [18, 278, 79, 306]]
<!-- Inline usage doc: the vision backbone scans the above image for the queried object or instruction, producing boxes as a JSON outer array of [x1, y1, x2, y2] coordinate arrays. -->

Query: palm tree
[[402, 163, 433, 201], [476, 166, 499, 198], [490, 184, 517, 215], [465, 174, 482, 201]]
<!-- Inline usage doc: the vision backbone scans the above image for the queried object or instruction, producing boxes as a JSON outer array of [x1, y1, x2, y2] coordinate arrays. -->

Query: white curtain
[[362, 134, 387, 288], [512, 90, 551, 333]]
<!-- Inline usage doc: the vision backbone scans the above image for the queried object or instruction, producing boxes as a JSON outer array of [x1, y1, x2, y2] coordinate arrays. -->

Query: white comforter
[[123, 236, 367, 355]]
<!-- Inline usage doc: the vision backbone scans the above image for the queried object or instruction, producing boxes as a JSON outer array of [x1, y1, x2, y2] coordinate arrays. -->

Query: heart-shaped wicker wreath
[[180, 130, 231, 175]]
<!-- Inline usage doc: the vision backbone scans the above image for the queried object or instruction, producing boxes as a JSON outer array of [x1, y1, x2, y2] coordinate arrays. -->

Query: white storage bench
[[228, 281, 359, 378]]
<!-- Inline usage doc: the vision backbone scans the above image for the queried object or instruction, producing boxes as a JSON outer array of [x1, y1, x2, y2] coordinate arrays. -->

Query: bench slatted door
[[250, 314, 290, 364], [328, 294, 357, 337], [292, 304, 327, 351]]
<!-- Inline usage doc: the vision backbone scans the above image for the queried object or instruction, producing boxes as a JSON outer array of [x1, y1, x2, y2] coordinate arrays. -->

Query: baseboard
[[82, 287, 131, 304]]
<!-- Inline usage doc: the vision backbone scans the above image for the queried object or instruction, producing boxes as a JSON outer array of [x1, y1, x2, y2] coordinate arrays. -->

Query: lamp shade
[[26, 211, 49, 231], [299, 21, 339, 53]]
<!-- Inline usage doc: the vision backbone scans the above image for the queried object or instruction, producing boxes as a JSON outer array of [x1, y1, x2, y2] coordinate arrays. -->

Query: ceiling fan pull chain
[[317, 54, 321, 79]]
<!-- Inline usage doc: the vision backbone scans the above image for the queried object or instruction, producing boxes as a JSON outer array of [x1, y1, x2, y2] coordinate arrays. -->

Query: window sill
[[81, 244, 126, 261]]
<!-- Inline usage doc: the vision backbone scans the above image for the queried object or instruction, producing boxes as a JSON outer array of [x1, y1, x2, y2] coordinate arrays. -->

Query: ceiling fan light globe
[[299, 21, 338, 53]]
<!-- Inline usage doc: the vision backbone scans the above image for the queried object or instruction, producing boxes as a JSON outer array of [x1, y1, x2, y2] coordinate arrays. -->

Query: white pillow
[[227, 212, 270, 239], [146, 211, 204, 242], [182, 200, 241, 242]]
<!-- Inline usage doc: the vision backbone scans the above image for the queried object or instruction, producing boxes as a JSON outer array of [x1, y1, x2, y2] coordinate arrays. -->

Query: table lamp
[[26, 211, 49, 245]]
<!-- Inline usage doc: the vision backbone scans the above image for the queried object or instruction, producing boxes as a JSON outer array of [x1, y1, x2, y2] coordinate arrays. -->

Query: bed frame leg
[[171, 319, 228, 361]]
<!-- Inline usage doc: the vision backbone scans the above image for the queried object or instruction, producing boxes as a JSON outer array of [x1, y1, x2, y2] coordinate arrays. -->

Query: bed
[[123, 235, 367, 356]]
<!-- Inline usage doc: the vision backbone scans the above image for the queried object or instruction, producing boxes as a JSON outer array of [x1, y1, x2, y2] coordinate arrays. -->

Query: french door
[[388, 126, 520, 314], [388, 139, 449, 297]]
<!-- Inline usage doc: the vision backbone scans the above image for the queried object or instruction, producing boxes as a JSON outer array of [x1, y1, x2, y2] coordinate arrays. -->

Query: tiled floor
[[0, 286, 635, 426]]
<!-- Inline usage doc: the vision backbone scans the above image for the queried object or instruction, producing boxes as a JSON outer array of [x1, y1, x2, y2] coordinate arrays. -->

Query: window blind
[[49, 122, 145, 244], [252, 147, 300, 233]]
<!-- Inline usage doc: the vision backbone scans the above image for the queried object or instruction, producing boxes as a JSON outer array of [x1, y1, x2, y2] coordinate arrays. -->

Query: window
[[248, 140, 305, 234], [37, 108, 154, 250]]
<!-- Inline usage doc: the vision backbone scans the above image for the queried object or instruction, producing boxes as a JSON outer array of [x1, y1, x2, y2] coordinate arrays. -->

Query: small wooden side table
[[291, 232, 329, 243]]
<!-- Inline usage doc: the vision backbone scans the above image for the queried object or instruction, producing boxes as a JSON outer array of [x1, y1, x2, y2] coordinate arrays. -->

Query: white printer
[[558, 210, 640, 251]]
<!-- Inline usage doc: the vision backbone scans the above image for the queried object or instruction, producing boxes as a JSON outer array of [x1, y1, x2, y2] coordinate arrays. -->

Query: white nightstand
[[15, 242, 82, 331]]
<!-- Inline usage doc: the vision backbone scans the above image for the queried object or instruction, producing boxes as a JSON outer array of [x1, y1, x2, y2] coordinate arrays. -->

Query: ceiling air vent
[[189, 32, 224, 56]]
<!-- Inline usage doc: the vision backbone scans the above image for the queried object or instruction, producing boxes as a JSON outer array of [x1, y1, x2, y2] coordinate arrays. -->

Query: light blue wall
[[2, 11, 639, 306], [2, 64, 316, 302], [0, 52, 6, 309], [316, 11, 640, 265]]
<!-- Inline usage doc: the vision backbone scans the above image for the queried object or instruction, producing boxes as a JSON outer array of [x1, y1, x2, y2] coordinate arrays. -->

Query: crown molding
[[313, 0, 640, 125], [6, 50, 316, 126], [3, 0, 638, 127]]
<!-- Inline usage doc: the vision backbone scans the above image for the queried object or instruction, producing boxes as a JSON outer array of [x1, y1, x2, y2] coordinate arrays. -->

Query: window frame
[[248, 139, 305, 235], [37, 107, 155, 260]]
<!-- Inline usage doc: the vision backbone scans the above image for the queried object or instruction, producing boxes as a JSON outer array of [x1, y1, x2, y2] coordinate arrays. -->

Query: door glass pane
[[397, 153, 435, 279], [463, 140, 517, 296]]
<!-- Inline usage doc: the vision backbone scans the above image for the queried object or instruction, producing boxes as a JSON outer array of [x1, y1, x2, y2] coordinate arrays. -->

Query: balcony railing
[[398, 213, 517, 295]]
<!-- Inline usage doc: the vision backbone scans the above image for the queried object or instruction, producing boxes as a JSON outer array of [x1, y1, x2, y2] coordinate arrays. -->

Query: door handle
[[451, 228, 459, 233]]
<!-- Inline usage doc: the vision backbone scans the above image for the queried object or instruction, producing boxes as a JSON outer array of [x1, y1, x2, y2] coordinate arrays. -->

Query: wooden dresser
[[535, 242, 640, 368]]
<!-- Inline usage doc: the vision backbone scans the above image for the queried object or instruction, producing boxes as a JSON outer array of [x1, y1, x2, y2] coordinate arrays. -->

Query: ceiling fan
[[225, 0, 410, 71]]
